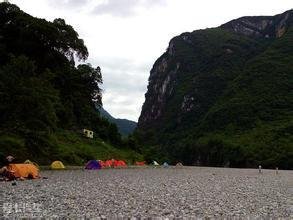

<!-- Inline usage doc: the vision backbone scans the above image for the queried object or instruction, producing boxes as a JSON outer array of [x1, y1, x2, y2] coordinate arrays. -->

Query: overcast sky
[[9, 0, 293, 121]]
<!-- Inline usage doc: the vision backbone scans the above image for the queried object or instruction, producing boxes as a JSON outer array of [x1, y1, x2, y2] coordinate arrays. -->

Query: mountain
[[137, 10, 293, 169], [100, 108, 137, 136]]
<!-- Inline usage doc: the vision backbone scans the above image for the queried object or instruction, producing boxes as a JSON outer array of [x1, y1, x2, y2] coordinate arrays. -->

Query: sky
[[9, 0, 293, 121]]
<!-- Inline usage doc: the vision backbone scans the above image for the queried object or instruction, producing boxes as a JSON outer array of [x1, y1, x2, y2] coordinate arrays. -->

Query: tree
[[76, 64, 103, 107], [0, 2, 125, 162], [0, 56, 59, 133]]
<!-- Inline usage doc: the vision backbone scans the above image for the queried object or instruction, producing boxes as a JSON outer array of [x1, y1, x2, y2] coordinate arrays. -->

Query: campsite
[[1, 157, 293, 218], [0, 1, 293, 218], [1, 166, 292, 218]]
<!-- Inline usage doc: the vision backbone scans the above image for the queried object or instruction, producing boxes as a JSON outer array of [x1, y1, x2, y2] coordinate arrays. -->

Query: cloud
[[102, 91, 144, 121], [47, 0, 167, 16], [93, 0, 167, 17], [91, 57, 151, 121], [48, 0, 90, 9]]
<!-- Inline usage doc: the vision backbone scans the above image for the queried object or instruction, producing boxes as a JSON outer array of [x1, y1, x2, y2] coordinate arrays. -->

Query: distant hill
[[99, 108, 137, 136]]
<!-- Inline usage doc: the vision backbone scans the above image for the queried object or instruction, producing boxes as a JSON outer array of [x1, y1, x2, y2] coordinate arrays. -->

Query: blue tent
[[163, 162, 169, 167], [85, 160, 102, 170]]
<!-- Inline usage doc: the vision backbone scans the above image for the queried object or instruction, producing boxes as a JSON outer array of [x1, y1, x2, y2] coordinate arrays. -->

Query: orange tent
[[8, 164, 39, 179], [100, 159, 127, 168], [119, 160, 127, 167], [98, 160, 106, 168], [135, 161, 146, 166], [104, 160, 113, 168], [114, 160, 127, 167]]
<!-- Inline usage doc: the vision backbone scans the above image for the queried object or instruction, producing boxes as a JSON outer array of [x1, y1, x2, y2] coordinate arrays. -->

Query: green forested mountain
[[137, 10, 293, 169], [99, 108, 137, 136], [0, 2, 141, 164]]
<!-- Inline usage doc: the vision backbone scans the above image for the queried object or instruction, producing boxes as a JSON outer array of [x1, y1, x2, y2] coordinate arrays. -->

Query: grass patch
[[0, 130, 143, 166]]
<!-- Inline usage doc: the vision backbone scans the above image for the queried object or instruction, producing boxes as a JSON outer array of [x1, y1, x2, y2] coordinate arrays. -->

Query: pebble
[[0, 167, 292, 218]]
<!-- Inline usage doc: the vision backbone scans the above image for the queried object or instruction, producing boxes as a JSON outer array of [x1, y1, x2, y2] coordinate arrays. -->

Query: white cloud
[[93, 0, 167, 17], [48, 0, 90, 8], [91, 57, 150, 121]]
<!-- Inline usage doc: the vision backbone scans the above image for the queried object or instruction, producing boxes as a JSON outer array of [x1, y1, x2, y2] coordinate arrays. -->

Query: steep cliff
[[137, 10, 293, 168]]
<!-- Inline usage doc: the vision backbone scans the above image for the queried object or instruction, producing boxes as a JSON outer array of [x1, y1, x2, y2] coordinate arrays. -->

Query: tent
[[24, 160, 40, 169], [85, 160, 102, 170], [51, 161, 65, 169], [98, 160, 106, 168], [163, 162, 169, 167], [104, 160, 113, 168], [98, 159, 127, 168], [135, 161, 146, 166], [176, 162, 183, 167], [153, 161, 159, 166], [8, 164, 39, 179], [114, 160, 127, 168]]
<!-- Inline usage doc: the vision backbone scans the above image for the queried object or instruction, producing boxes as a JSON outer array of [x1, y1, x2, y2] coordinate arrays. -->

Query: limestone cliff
[[137, 10, 293, 168]]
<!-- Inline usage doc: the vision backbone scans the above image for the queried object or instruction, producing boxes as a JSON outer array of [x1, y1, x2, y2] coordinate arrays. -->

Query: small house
[[83, 129, 94, 139]]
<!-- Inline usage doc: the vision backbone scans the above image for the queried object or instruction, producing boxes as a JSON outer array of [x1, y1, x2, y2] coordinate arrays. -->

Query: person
[[6, 155, 14, 163], [0, 154, 8, 170], [258, 165, 262, 174], [0, 166, 8, 176], [0, 155, 15, 180], [0, 155, 8, 179]]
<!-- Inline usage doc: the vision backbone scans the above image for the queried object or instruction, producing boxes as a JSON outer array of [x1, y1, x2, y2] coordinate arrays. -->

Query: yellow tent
[[24, 160, 40, 169], [51, 161, 65, 169]]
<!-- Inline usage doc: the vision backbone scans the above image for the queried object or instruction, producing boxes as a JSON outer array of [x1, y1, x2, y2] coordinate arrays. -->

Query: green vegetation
[[0, 2, 141, 164], [137, 12, 293, 169], [0, 130, 143, 165]]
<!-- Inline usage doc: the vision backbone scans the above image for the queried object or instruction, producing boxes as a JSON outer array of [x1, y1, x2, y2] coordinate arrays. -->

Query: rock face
[[221, 10, 293, 38], [137, 10, 293, 168]]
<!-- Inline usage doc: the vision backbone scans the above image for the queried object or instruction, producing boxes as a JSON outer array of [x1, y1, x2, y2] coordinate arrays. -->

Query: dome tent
[[8, 164, 39, 179], [85, 160, 102, 170], [153, 161, 159, 166], [51, 161, 65, 169], [163, 162, 169, 167], [98, 160, 106, 168], [103, 160, 113, 168], [101, 159, 127, 168], [135, 161, 146, 166], [24, 160, 40, 169], [114, 160, 127, 167]]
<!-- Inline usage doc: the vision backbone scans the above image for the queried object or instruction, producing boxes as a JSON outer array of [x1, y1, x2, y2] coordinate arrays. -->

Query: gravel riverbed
[[1, 167, 293, 219]]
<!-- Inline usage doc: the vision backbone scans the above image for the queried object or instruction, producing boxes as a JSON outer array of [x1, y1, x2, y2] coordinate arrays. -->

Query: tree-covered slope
[[0, 2, 140, 164], [137, 10, 293, 169]]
